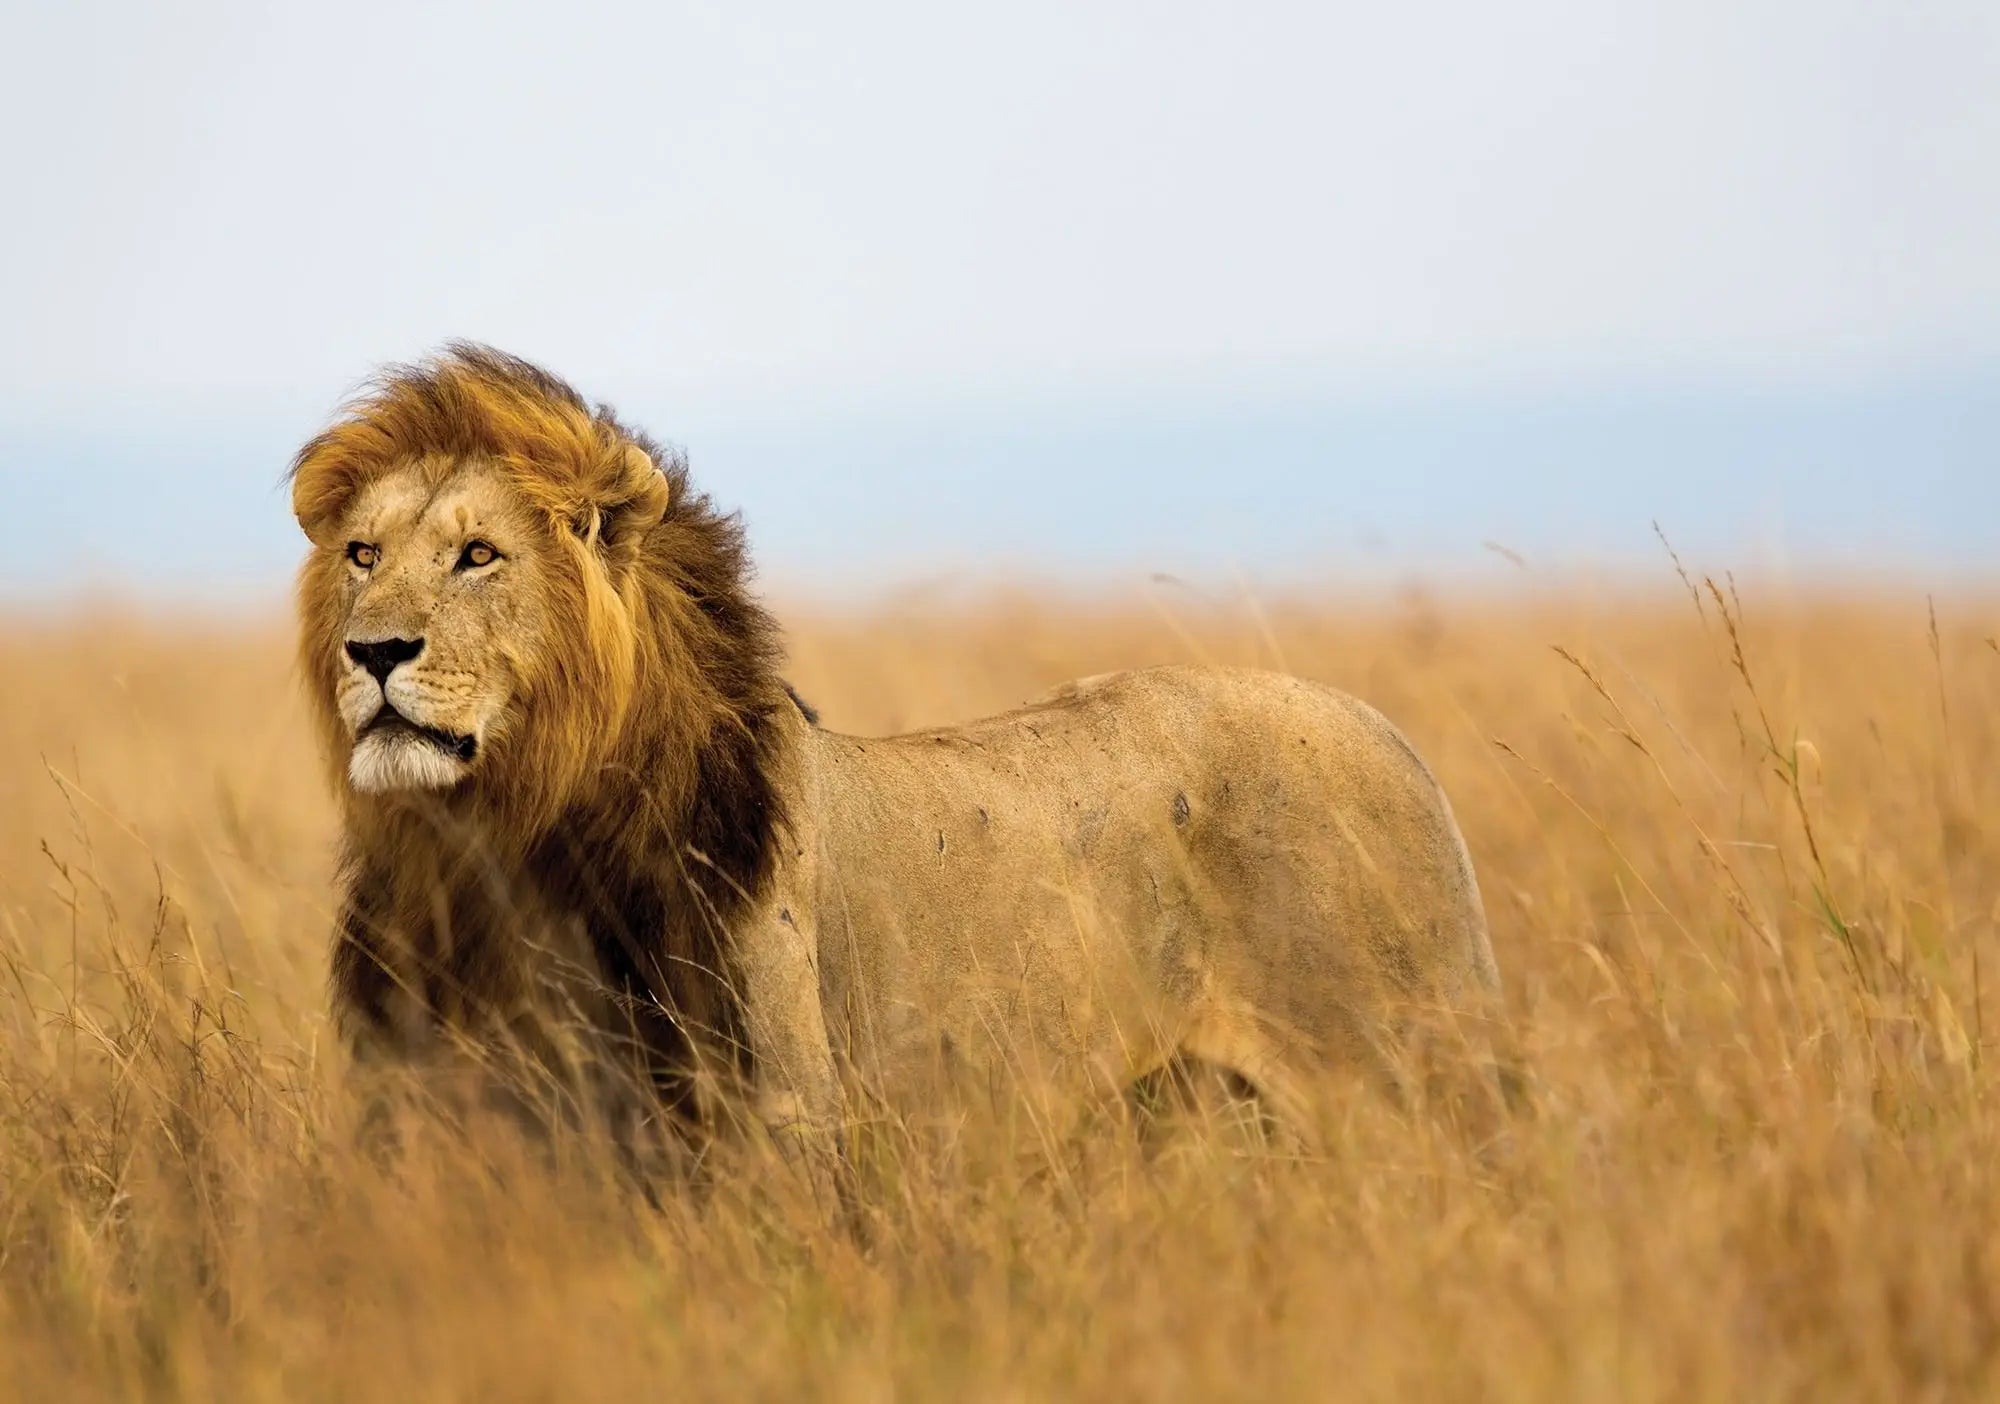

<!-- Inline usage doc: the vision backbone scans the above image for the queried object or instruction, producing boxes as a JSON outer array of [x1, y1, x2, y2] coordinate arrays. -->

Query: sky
[[2, 1, 1996, 600]]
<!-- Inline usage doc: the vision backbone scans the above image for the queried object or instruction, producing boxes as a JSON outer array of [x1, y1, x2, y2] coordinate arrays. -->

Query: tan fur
[[292, 346, 1500, 1165]]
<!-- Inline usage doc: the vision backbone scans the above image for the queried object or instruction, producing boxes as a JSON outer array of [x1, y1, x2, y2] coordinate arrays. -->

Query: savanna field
[[2, 575, 1997, 1401]]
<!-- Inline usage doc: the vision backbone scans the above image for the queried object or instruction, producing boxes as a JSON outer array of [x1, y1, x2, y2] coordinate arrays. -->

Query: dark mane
[[548, 392, 794, 1111]]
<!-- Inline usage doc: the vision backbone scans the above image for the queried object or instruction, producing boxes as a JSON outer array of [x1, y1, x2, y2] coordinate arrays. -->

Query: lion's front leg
[[731, 898, 847, 1209]]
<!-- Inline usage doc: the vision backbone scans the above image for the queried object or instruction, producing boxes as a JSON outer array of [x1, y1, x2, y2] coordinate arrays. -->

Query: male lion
[[292, 345, 1499, 1171]]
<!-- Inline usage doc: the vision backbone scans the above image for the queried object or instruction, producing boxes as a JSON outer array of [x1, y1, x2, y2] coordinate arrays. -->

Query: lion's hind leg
[[1127, 1002, 1312, 1156], [1129, 1053, 1274, 1153]]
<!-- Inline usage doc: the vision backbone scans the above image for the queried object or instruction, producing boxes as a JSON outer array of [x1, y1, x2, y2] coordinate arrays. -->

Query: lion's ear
[[290, 443, 355, 546], [576, 441, 670, 563]]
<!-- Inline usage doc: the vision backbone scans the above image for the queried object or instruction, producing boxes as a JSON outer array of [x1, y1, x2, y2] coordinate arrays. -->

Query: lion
[[291, 344, 1500, 1172]]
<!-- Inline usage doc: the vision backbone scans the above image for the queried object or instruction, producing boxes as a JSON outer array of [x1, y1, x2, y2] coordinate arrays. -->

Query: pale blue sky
[[2, 2, 1995, 599]]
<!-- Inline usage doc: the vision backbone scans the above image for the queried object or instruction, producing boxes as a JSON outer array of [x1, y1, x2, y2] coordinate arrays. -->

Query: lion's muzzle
[[340, 635, 484, 794]]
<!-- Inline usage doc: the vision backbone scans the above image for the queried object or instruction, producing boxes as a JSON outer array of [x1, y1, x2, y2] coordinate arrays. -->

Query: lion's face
[[316, 463, 557, 794], [292, 348, 677, 823]]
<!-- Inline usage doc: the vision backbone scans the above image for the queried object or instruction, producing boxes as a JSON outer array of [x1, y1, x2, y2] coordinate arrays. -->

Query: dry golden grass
[[2, 575, 1997, 1401]]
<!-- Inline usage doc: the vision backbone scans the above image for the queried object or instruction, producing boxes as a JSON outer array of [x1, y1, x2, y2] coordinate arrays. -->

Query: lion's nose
[[344, 637, 425, 684]]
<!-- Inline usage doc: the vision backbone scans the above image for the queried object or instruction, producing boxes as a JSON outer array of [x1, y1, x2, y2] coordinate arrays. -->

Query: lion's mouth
[[361, 707, 478, 762]]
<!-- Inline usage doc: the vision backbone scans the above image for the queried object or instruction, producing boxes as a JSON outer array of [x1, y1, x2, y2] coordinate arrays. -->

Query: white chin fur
[[348, 731, 470, 793]]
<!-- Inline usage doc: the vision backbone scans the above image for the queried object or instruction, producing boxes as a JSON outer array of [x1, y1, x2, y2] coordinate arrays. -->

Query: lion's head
[[290, 345, 781, 849]]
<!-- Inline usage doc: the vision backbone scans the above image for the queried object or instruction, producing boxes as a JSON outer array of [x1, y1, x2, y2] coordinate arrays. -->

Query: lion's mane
[[291, 345, 795, 1112]]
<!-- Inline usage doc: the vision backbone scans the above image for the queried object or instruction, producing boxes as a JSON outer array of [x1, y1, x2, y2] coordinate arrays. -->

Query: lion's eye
[[457, 540, 499, 571], [346, 542, 379, 569]]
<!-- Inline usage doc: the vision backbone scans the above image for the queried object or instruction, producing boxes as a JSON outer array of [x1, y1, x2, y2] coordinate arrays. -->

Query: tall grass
[[0, 577, 1995, 1400]]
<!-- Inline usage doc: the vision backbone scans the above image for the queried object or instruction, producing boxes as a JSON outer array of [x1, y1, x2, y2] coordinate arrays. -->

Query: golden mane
[[291, 345, 796, 1115], [293, 346, 663, 549]]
